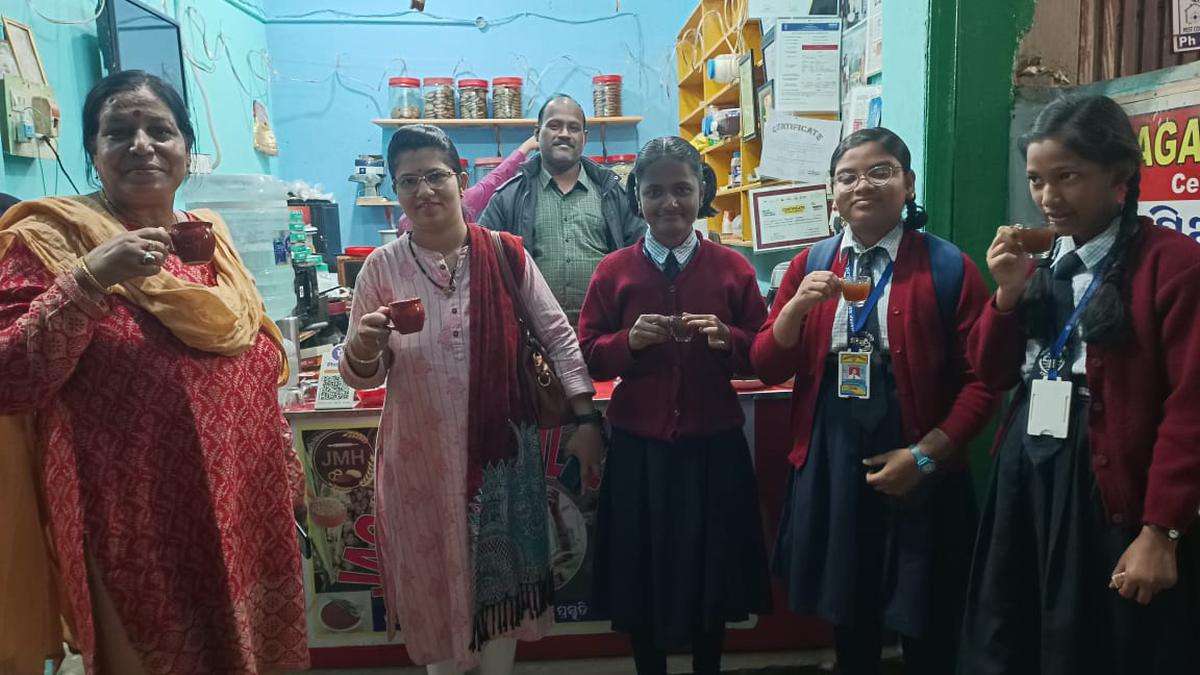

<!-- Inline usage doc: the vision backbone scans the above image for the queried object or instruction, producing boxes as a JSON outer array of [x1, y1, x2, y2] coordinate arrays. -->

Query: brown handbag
[[489, 231, 574, 429]]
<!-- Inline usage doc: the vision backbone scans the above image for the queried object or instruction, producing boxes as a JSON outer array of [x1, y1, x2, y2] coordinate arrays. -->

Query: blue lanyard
[[1045, 256, 1109, 380], [847, 253, 894, 336]]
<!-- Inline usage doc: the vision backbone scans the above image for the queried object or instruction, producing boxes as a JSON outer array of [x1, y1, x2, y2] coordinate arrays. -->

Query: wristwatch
[[575, 410, 604, 427], [909, 444, 937, 476], [1147, 523, 1183, 542]]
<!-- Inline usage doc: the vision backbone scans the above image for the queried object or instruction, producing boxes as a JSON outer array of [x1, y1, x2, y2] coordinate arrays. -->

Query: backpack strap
[[803, 233, 844, 275], [924, 232, 965, 331], [805, 229, 964, 334]]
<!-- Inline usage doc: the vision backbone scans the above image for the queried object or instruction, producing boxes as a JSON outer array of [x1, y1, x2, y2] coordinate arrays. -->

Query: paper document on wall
[[749, 0, 838, 17], [773, 19, 842, 114], [757, 112, 843, 183]]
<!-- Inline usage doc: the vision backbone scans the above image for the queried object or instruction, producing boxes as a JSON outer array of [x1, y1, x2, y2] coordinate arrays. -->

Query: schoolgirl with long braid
[[960, 94, 1200, 674]]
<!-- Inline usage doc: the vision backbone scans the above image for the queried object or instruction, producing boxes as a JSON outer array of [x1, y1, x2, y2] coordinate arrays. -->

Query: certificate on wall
[[773, 18, 841, 114], [757, 112, 842, 183], [750, 183, 832, 252]]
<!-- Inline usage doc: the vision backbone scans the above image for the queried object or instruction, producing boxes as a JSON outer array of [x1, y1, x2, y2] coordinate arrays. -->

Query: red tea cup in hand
[[387, 298, 426, 334], [168, 220, 216, 265]]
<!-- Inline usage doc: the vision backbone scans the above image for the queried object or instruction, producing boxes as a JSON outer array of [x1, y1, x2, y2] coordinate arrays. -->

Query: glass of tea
[[841, 275, 872, 306], [668, 314, 696, 343], [1011, 224, 1056, 257]]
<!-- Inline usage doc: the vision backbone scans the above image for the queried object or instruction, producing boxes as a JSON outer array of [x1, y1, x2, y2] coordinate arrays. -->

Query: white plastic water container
[[182, 174, 295, 320]]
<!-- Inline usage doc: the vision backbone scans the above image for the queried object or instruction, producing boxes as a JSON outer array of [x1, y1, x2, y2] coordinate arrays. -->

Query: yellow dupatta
[[0, 194, 287, 673]]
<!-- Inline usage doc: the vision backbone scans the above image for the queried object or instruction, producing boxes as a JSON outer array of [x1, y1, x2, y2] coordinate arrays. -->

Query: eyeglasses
[[833, 164, 901, 189], [394, 170, 458, 194]]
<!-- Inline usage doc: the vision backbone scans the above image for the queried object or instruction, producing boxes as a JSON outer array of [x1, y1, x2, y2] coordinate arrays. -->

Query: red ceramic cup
[[387, 298, 426, 334], [168, 220, 216, 265]]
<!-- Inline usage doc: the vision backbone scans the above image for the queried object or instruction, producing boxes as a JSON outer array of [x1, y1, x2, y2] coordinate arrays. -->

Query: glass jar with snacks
[[423, 77, 456, 119], [388, 77, 422, 119]]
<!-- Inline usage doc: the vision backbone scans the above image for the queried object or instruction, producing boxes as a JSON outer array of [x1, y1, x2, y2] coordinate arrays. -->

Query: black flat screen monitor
[[97, 0, 188, 104]]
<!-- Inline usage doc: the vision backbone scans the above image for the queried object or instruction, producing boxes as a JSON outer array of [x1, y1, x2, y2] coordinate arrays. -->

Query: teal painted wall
[[263, 0, 694, 247], [880, 0, 931, 201], [0, 0, 275, 201]]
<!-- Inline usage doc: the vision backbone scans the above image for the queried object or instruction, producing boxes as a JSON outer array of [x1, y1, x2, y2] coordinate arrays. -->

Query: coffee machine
[[293, 260, 327, 329]]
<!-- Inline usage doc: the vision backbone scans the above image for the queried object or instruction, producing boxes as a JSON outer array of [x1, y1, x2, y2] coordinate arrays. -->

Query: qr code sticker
[[318, 374, 352, 402]]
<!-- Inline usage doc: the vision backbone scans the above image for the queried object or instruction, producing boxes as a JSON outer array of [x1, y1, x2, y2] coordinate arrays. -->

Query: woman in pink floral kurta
[[340, 125, 603, 674]]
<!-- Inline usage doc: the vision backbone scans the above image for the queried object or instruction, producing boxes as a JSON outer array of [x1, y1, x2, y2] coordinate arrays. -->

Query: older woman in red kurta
[[0, 71, 306, 675]]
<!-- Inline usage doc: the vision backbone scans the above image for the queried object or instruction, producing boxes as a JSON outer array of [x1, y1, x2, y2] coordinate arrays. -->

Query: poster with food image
[[297, 426, 387, 638], [293, 417, 612, 643], [540, 424, 605, 624]]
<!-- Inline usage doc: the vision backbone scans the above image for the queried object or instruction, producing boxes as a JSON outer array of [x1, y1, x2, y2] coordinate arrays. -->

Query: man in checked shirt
[[480, 94, 643, 326]]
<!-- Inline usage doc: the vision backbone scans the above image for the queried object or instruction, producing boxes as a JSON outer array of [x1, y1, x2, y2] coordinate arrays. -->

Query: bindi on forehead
[[102, 90, 172, 117]]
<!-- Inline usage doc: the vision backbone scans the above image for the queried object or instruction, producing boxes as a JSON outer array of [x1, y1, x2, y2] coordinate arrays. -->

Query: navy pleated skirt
[[594, 426, 773, 648]]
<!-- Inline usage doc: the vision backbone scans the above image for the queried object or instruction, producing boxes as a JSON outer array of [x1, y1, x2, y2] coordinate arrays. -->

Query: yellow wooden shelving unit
[[677, 0, 764, 244]]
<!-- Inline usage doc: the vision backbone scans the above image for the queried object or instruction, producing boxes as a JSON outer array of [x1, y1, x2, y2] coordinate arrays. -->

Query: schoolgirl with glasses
[[752, 128, 998, 675]]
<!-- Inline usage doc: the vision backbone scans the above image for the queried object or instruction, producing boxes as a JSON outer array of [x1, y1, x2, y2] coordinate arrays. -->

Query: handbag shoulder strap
[[489, 230, 532, 328]]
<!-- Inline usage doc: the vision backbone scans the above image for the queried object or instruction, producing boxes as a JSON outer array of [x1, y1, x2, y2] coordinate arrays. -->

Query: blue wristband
[[910, 444, 937, 475]]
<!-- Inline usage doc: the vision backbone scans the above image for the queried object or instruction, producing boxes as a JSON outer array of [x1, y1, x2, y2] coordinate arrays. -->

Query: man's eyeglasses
[[394, 170, 458, 194], [833, 164, 901, 189]]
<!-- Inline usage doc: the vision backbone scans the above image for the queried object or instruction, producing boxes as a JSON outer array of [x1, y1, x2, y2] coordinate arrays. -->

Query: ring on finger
[[140, 250, 158, 266]]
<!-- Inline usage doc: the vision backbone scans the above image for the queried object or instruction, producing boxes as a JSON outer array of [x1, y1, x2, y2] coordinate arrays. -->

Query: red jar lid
[[344, 246, 376, 257], [457, 79, 488, 88], [474, 156, 504, 167], [423, 77, 454, 86], [592, 74, 623, 84], [388, 77, 420, 87], [609, 154, 637, 162], [492, 77, 523, 87], [328, 300, 347, 316]]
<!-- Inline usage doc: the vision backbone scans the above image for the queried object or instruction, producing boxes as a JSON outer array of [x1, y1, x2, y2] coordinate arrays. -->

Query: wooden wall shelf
[[372, 116, 642, 128]]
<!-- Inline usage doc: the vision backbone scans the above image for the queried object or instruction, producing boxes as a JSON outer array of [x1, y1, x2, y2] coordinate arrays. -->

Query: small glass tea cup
[[1011, 224, 1057, 257], [841, 275, 872, 306], [668, 314, 696, 343]]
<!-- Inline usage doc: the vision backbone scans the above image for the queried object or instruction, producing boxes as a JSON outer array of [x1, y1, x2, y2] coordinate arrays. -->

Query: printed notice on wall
[[749, 0, 839, 18], [757, 112, 843, 183], [865, 0, 883, 76], [774, 18, 842, 114]]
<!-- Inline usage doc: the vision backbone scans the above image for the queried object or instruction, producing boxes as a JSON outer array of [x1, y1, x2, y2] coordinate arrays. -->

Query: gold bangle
[[76, 257, 111, 295]]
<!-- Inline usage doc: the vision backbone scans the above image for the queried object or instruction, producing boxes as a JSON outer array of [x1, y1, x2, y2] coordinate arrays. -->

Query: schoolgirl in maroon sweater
[[959, 95, 1200, 675], [752, 128, 997, 675], [577, 137, 771, 675]]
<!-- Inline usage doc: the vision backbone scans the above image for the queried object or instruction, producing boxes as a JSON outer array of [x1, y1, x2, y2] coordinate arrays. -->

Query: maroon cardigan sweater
[[751, 229, 999, 469], [577, 237, 767, 442], [968, 219, 1200, 531]]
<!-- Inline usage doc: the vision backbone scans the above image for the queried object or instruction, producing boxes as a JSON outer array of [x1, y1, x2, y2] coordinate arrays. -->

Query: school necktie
[[1052, 251, 1084, 339], [663, 250, 681, 281], [849, 248, 888, 431]]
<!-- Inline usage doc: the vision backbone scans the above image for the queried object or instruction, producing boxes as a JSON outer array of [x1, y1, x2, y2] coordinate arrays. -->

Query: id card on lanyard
[[838, 254, 894, 399], [1028, 257, 1109, 438]]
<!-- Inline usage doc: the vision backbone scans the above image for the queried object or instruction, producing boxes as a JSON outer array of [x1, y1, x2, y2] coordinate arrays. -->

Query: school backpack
[[802, 230, 964, 332]]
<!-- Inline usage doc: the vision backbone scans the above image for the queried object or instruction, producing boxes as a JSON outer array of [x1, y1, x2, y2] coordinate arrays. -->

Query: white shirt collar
[[839, 222, 904, 262], [1054, 217, 1121, 272]]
